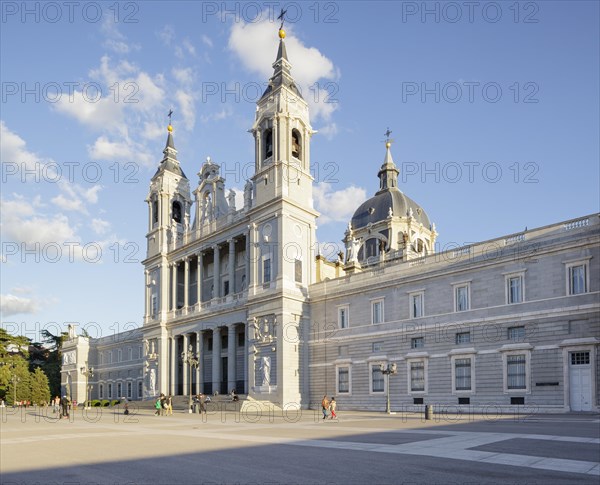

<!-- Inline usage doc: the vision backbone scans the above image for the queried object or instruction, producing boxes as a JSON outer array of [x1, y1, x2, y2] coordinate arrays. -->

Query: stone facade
[[61, 31, 599, 413]]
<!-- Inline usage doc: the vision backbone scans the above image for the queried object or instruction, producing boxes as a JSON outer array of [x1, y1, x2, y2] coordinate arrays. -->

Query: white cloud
[[318, 123, 339, 140], [50, 182, 102, 214], [0, 294, 39, 316], [87, 135, 152, 166], [313, 182, 367, 225], [175, 90, 196, 130], [158, 25, 175, 45], [90, 218, 111, 235], [173, 67, 195, 86], [202, 35, 213, 48], [0, 121, 44, 171], [228, 17, 339, 121]]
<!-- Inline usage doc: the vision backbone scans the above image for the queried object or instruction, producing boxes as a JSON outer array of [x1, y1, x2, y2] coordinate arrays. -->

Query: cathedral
[[62, 27, 599, 414]]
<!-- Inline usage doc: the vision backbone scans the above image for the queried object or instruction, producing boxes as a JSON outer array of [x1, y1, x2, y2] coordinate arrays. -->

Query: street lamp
[[181, 344, 199, 413], [80, 362, 94, 409], [379, 362, 398, 414], [11, 375, 20, 407]]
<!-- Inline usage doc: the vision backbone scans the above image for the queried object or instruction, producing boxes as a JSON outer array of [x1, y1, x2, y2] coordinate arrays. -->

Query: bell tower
[[245, 24, 319, 410], [250, 28, 315, 209]]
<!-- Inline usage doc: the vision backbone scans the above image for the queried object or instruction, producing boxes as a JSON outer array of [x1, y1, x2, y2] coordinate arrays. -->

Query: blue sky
[[1, 1, 598, 342]]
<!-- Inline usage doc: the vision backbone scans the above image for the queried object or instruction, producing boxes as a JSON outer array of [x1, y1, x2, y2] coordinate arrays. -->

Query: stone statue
[[244, 180, 253, 210], [149, 368, 156, 396], [346, 237, 360, 264], [261, 356, 271, 386], [228, 189, 236, 212]]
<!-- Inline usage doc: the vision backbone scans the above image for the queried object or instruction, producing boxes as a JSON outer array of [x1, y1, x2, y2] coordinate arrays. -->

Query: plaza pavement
[[1, 405, 599, 485]]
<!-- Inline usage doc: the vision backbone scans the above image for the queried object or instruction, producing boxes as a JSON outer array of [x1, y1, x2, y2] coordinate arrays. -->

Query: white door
[[569, 352, 592, 411]]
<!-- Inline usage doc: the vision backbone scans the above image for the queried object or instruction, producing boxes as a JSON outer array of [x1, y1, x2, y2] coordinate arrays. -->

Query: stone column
[[212, 327, 221, 394], [248, 225, 256, 292], [182, 333, 188, 396], [196, 331, 202, 394], [247, 319, 255, 393], [144, 269, 150, 320], [173, 336, 179, 395], [169, 337, 175, 396], [184, 258, 190, 309], [213, 244, 220, 298], [197, 252, 203, 304], [170, 263, 176, 311], [228, 324, 236, 393], [228, 238, 235, 295]]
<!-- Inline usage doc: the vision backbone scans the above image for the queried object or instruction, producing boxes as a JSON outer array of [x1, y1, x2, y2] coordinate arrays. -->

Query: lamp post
[[80, 363, 94, 409], [379, 362, 398, 414], [11, 375, 20, 407], [181, 344, 199, 413]]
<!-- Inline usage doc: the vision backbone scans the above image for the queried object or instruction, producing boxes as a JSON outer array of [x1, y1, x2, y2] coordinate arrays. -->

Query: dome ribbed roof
[[351, 189, 430, 229]]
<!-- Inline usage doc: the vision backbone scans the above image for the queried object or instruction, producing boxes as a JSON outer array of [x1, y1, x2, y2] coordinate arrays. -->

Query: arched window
[[152, 200, 158, 225], [263, 129, 273, 160], [172, 201, 182, 223], [291, 129, 302, 160]]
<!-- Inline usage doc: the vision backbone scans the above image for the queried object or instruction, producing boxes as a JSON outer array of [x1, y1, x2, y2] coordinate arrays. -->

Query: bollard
[[425, 404, 433, 420]]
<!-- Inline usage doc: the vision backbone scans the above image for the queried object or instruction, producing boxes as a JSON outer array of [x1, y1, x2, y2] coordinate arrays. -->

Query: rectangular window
[[507, 275, 523, 304], [411, 337, 424, 349], [108, 351, 112, 364], [237, 331, 245, 347], [138, 381, 143, 398], [569, 264, 587, 295], [455, 358, 472, 391], [507, 354, 526, 389], [410, 362, 425, 392], [338, 306, 349, 329], [99, 384, 104, 399], [338, 367, 350, 394], [108, 383, 113, 399], [508, 326, 526, 341], [223, 279, 230, 296], [455, 332, 471, 344], [207, 337, 213, 352], [128, 347, 133, 361], [371, 299, 384, 324], [570, 351, 590, 365], [371, 365, 384, 393], [127, 382, 132, 399], [295, 259, 302, 283], [372, 342, 383, 353], [117, 383, 122, 397], [263, 258, 271, 284], [410, 292, 424, 318], [455, 285, 470, 312], [151, 294, 158, 318], [117, 349, 122, 362], [221, 334, 228, 350]]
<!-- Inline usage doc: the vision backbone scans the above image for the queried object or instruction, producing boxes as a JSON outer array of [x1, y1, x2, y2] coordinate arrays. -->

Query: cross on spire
[[168, 109, 173, 124], [277, 8, 287, 29]]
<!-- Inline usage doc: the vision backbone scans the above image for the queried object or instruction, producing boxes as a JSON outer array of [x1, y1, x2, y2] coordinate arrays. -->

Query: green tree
[[4, 359, 31, 405], [30, 367, 51, 405], [40, 329, 68, 397]]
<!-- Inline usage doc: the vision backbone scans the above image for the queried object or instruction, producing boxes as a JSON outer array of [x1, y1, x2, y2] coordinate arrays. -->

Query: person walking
[[60, 395, 70, 419], [166, 395, 173, 416], [154, 395, 163, 416], [329, 397, 337, 420], [321, 395, 329, 420]]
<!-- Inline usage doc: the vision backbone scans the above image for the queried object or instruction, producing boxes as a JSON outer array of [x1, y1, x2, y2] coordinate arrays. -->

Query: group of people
[[154, 394, 173, 416], [321, 395, 338, 420]]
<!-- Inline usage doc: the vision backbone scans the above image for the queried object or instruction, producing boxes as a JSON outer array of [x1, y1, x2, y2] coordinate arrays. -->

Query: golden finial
[[279, 29, 286, 39], [167, 124, 173, 133]]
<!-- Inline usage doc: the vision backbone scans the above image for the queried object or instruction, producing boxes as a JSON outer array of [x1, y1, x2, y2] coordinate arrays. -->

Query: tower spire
[[377, 128, 399, 193]]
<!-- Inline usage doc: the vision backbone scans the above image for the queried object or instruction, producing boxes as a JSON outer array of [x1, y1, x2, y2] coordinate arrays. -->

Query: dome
[[351, 188, 430, 229]]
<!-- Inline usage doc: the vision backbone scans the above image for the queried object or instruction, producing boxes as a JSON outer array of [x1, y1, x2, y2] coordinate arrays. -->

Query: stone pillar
[[170, 263, 176, 311], [212, 327, 221, 394], [144, 269, 150, 319], [228, 324, 236, 392], [213, 244, 220, 298], [173, 336, 179, 395], [197, 252, 202, 304], [184, 258, 189, 309], [247, 320, 255, 393], [169, 337, 175, 396], [228, 238, 235, 295], [248, 225, 256, 292], [182, 333, 188, 396], [196, 331, 202, 394]]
